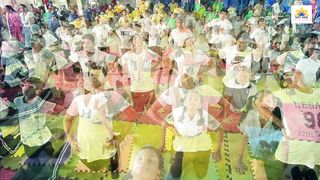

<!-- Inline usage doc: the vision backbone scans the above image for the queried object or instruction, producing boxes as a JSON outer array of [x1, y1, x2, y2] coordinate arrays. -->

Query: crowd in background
[[0, 0, 320, 179]]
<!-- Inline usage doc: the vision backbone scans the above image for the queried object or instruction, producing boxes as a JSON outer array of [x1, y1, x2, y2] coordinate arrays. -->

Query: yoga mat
[[225, 133, 254, 180]]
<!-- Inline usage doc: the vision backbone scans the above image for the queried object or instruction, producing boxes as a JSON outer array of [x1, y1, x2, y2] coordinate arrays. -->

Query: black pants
[[24, 141, 56, 158], [291, 166, 317, 180]]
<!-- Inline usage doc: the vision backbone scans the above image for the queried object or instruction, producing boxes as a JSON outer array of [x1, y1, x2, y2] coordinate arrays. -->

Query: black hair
[[258, 17, 265, 24], [221, 9, 228, 14], [59, 16, 67, 22], [5, 5, 15, 12], [20, 4, 27, 9]]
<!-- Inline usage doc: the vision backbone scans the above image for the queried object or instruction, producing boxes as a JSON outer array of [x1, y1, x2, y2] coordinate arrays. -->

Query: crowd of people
[[0, 0, 320, 179]]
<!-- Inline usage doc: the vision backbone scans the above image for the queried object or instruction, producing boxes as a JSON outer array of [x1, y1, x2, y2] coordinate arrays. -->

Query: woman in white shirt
[[143, 74, 223, 179], [164, 87, 223, 179], [120, 34, 159, 113], [169, 38, 211, 79], [168, 18, 193, 48], [65, 69, 133, 173], [116, 19, 136, 55]]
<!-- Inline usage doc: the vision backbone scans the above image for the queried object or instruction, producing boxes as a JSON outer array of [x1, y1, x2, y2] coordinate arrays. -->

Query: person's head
[[276, 24, 285, 33], [59, 17, 68, 27], [4, 5, 15, 13], [95, 15, 100, 24], [131, 34, 144, 50], [19, 4, 27, 12], [236, 32, 249, 51], [220, 10, 228, 20], [271, 34, 281, 51], [131, 146, 163, 180], [183, 38, 194, 50], [291, 71, 307, 89], [31, 34, 45, 52], [22, 83, 37, 101], [234, 66, 251, 85], [88, 69, 106, 90], [71, 8, 76, 14], [133, 23, 142, 32], [82, 33, 95, 52], [176, 17, 185, 30], [257, 18, 266, 29]]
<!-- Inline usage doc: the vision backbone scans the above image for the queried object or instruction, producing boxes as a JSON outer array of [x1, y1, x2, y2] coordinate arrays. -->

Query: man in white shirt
[[295, 47, 320, 87], [92, 16, 113, 50], [250, 18, 270, 75], [205, 10, 233, 35]]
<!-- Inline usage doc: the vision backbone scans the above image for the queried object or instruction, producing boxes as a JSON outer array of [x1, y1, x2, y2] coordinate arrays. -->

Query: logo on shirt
[[291, 5, 312, 24]]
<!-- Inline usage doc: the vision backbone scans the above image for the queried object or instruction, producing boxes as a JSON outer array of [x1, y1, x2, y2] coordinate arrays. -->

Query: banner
[[291, 5, 313, 24]]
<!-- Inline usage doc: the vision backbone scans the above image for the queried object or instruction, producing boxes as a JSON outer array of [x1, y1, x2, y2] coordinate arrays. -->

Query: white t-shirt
[[120, 49, 158, 92], [116, 27, 136, 49], [92, 24, 113, 47], [169, 29, 193, 48], [158, 86, 221, 152], [220, 46, 252, 88], [56, 27, 72, 50], [69, 50, 116, 75], [14, 96, 55, 147], [66, 91, 129, 161], [272, 3, 281, 16], [250, 28, 270, 47], [295, 58, 320, 87], [148, 24, 163, 47], [169, 49, 210, 78], [24, 50, 57, 82], [206, 19, 233, 34]]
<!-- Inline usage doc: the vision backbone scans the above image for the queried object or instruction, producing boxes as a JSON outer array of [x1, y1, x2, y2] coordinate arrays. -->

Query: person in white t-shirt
[[55, 21, 72, 58], [69, 33, 116, 92], [205, 10, 233, 35], [65, 68, 133, 174], [168, 18, 193, 48], [169, 38, 211, 80], [120, 34, 159, 113], [116, 20, 136, 55], [295, 47, 320, 87], [92, 16, 113, 50], [148, 18, 164, 55], [14, 81, 60, 158], [250, 18, 270, 75], [142, 74, 223, 179]]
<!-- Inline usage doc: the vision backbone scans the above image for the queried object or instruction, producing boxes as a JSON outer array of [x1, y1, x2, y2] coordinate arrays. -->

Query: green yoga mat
[[225, 133, 254, 180]]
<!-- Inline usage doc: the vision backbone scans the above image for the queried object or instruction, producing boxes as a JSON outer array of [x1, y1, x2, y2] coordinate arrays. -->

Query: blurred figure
[[4, 5, 23, 41]]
